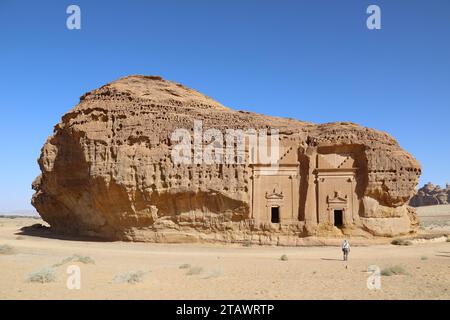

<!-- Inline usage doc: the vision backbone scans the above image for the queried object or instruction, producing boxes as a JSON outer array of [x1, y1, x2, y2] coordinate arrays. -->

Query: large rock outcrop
[[32, 75, 421, 243], [410, 183, 450, 207]]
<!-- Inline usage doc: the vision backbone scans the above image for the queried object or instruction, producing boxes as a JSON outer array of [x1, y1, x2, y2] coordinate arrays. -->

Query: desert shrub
[[242, 240, 252, 247], [0, 244, 14, 255], [53, 257, 73, 267], [381, 265, 408, 276], [113, 271, 146, 284], [447, 237, 450, 242], [186, 266, 204, 276], [179, 263, 191, 269], [73, 255, 95, 264], [420, 256, 428, 261], [391, 239, 413, 246], [27, 267, 56, 283], [15, 236, 24, 240], [202, 267, 223, 279], [53, 254, 95, 267], [280, 254, 288, 261]]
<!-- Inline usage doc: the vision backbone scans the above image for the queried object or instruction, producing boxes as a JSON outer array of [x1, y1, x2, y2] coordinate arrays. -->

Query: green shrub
[[179, 263, 191, 269], [420, 256, 428, 261], [280, 254, 288, 261]]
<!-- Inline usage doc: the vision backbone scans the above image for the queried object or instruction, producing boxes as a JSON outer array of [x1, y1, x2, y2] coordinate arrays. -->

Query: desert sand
[[0, 206, 449, 300]]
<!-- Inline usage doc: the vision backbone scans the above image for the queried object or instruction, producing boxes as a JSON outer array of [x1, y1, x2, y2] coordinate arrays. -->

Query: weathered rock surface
[[410, 183, 450, 207], [32, 75, 421, 243]]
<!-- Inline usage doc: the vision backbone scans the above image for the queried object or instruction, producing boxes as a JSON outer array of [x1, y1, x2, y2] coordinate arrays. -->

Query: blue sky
[[0, 0, 449, 211]]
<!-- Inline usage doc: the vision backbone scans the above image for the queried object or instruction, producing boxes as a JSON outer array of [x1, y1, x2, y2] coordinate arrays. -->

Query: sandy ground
[[416, 204, 450, 232], [0, 209, 449, 300]]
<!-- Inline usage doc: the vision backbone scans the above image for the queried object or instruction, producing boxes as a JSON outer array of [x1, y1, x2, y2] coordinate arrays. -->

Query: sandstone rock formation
[[32, 75, 421, 244], [410, 183, 450, 207]]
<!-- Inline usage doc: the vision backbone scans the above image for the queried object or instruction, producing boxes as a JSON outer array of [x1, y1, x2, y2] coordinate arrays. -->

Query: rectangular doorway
[[271, 207, 280, 223], [334, 210, 343, 228]]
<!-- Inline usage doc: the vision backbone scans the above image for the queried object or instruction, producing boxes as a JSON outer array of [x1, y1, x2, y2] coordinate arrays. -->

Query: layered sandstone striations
[[32, 75, 421, 244]]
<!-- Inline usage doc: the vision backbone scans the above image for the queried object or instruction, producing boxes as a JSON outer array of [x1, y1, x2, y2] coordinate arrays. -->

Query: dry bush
[[202, 267, 224, 279], [53, 254, 95, 267], [0, 244, 14, 255], [381, 265, 408, 276], [27, 267, 56, 283], [113, 271, 146, 284], [242, 240, 252, 247], [391, 239, 413, 246], [186, 266, 204, 276]]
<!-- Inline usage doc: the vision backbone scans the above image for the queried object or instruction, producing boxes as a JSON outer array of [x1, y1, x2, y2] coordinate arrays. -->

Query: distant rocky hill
[[0, 209, 39, 217], [410, 183, 450, 207]]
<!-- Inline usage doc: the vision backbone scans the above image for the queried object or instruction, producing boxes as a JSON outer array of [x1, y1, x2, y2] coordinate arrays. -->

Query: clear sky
[[0, 0, 449, 211]]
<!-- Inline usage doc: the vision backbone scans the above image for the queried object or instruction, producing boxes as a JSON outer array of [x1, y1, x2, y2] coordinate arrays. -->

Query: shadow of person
[[320, 258, 343, 261]]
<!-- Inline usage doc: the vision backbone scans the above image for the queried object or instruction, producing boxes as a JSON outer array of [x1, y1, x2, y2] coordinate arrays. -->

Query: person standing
[[342, 239, 350, 261]]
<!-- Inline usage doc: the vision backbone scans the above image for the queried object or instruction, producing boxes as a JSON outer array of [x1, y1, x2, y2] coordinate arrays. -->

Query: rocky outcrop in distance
[[410, 183, 450, 207]]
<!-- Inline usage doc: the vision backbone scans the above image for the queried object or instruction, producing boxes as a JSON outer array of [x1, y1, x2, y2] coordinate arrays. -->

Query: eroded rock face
[[410, 183, 450, 207], [32, 75, 421, 243]]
